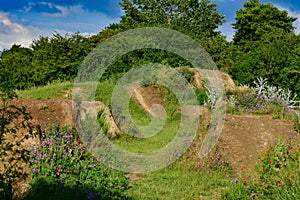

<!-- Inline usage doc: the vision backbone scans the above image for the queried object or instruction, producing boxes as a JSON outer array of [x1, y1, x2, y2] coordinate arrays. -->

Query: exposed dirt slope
[[11, 96, 298, 172], [10, 98, 120, 137], [4, 96, 299, 198], [128, 85, 298, 172], [219, 114, 298, 173], [190, 68, 236, 91]]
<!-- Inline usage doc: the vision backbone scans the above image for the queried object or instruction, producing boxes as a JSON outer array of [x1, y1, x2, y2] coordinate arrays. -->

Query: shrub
[[221, 138, 300, 199], [255, 139, 300, 198], [228, 77, 297, 119], [28, 125, 130, 200], [0, 85, 33, 200]]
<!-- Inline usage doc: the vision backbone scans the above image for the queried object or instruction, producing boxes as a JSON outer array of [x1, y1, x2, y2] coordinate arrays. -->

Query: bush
[[28, 125, 130, 200], [0, 85, 33, 200], [222, 138, 300, 199], [227, 77, 297, 119], [255, 139, 300, 198]]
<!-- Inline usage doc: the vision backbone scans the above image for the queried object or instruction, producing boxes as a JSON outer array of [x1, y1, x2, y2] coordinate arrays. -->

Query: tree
[[230, 1, 299, 97], [0, 45, 34, 89], [119, 0, 225, 39], [233, 0, 296, 45], [30, 32, 91, 86], [113, 0, 232, 72], [232, 29, 296, 86]]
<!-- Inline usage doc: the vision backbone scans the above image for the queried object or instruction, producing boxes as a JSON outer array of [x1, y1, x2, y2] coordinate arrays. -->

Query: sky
[[1, 0, 300, 50]]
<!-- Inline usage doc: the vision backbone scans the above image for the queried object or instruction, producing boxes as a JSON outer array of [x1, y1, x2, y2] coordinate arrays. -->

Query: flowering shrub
[[255, 138, 300, 198], [222, 137, 300, 199], [28, 125, 129, 200], [228, 77, 297, 119]]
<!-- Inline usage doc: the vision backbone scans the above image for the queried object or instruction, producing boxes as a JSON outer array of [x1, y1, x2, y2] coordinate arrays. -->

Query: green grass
[[113, 118, 180, 153], [95, 79, 115, 105], [125, 163, 229, 200], [15, 79, 231, 199], [17, 81, 73, 99], [100, 81, 182, 153], [129, 98, 152, 126]]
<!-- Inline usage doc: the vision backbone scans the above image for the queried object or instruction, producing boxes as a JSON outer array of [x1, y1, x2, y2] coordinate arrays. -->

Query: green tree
[[232, 30, 295, 85], [112, 0, 232, 72], [0, 45, 34, 89], [119, 0, 225, 39], [233, 0, 296, 45], [231, 0, 299, 96], [30, 32, 91, 86]]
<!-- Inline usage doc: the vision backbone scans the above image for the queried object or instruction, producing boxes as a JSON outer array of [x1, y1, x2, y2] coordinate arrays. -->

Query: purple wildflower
[[233, 177, 239, 184]]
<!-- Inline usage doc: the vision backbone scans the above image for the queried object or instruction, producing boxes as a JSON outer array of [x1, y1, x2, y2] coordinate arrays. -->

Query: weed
[[28, 125, 130, 199], [222, 138, 300, 199]]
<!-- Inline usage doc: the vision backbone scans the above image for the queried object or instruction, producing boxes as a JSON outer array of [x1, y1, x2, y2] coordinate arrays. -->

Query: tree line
[[0, 0, 299, 97]]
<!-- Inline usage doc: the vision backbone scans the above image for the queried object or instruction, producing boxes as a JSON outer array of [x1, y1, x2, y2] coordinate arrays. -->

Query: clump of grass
[[200, 145, 232, 172], [17, 81, 73, 99], [125, 163, 229, 200], [294, 112, 300, 132]]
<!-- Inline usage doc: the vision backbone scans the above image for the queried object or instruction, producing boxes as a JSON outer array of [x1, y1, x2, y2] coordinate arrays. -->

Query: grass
[[17, 81, 73, 99], [96, 80, 183, 153], [125, 163, 229, 200], [11, 80, 300, 199], [113, 118, 180, 153]]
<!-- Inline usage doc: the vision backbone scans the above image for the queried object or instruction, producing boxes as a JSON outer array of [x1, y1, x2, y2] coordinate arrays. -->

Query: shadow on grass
[[19, 177, 131, 200]]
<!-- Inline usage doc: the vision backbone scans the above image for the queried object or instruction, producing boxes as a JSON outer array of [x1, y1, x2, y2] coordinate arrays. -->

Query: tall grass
[[125, 163, 229, 200], [17, 82, 73, 99]]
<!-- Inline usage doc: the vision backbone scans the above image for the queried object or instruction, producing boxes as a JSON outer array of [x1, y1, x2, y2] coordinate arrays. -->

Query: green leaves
[[233, 0, 296, 45], [231, 0, 299, 97], [119, 0, 225, 39], [0, 33, 93, 90]]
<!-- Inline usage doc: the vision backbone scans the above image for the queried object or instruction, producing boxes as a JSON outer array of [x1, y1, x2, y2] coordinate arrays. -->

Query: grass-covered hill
[[1, 67, 298, 199]]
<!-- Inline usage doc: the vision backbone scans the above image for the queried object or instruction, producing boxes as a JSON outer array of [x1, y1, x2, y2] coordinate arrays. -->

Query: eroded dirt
[[11, 94, 298, 173], [2, 90, 299, 198], [219, 114, 298, 173]]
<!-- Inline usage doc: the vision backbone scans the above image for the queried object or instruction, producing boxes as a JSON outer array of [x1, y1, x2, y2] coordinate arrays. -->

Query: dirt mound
[[218, 114, 299, 173], [10, 98, 120, 138], [190, 68, 236, 91], [125, 84, 299, 173], [127, 83, 165, 117], [7, 98, 299, 174]]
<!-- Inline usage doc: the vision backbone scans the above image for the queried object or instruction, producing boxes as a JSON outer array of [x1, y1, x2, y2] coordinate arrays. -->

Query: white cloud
[[0, 8, 117, 50], [0, 12, 51, 50], [0, 3, 120, 51], [218, 21, 235, 41]]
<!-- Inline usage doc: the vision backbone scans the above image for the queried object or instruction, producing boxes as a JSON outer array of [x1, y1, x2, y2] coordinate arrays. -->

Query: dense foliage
[[27, 125, 129, 200], [222, 138, 300, 199], [0, 0, 298, 96], [231, 0, 300, 96], [0, 85, 33, 199]]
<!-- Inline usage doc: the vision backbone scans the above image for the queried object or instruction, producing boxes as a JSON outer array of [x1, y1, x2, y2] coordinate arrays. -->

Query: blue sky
[[0, 0, 300, 50]]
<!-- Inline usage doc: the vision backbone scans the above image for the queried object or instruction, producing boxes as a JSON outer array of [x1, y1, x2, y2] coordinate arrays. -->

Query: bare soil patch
[[8, 97, 299, 173], [3, 96, 299, 198], [219, 114, 298, 173]]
